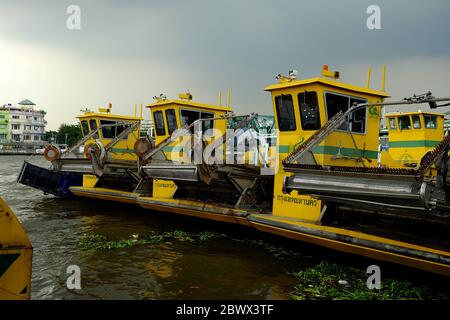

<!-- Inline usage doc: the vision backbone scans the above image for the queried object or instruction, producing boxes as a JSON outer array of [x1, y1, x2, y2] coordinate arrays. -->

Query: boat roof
[[264, 77, 390, 98], [385, 111, 445, 118], [147, 99, 232, 112], [77, 112, 142, 121]]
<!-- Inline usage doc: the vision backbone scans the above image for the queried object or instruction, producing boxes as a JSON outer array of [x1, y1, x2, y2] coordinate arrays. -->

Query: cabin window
[[201, 112, 214, 133], [116, 123, 128, 139], [398, 116, 412, 130], [100, 120, 116, 139], [349, 98, 367, 133], [81, 120, 90, 136], [324, 92, 367, 133], [275, 94, 296, 131], [98, 120, 130, 139], [89, 119, 99, 138], [165, 109, 178, 134], [389, 118, 397, 130], [89, 119, 98, 132], [424, 115, 437, 129], [298, 91, 320, 130], [180, 109, 215, 134], [180, 109, 200, 133], [153, 111, 166, 136], [412, 115, 421, 129]]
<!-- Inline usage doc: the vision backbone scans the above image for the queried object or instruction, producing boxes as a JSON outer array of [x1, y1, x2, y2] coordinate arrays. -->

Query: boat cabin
[[381, 111, 445, 167], [265, 66, 389, 167], [265, 66, 389, 221], [147, 93, 232, 161], [77, 105, 142, 162]]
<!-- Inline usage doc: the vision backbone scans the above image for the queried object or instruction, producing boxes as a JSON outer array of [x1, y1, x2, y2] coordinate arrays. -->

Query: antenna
[[153, 94, 167, 102], [366, 66, 371, 88], [275, 69, 299, 83]]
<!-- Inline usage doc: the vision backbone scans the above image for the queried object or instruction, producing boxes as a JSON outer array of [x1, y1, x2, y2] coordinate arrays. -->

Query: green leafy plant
[[79, 230, 227, 251], [290, 261, 436, 300]]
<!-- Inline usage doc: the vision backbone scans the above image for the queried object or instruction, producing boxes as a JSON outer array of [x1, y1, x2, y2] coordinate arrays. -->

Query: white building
[[0, 99, 47, 145], [140, 119, 154, 138]]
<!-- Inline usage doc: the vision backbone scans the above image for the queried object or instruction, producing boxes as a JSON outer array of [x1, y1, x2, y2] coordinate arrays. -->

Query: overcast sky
[[1, 0, 450, 130]]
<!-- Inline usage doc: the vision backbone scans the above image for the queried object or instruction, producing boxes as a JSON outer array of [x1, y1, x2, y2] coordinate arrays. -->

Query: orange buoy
[[43, 145, 61, 161], [84, 142, 101, 160], [134, 138, 153, 158]]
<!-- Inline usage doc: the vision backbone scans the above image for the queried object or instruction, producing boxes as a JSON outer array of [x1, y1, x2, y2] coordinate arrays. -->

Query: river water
[[1, 155, 311, 299], [1, 155, 448, 300]]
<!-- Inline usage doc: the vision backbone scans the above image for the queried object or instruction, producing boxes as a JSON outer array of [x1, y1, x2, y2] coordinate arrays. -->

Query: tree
[[44, 130, 58, 143], [57, 124, 82, 146]]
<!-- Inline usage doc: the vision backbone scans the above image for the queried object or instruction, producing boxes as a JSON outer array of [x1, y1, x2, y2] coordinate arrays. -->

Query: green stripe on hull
[[163, 146, 187, 152], [277, 145, 378, 159], [312, 146, 378, 159], [163, 145, 379, 160], [110, 148, 135, 154], [388, 140, 441, 148], [277, 145, 291, 153]]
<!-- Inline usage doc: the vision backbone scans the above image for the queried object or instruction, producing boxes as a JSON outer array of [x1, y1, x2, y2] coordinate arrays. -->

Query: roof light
[[322, 65, 340, 80]]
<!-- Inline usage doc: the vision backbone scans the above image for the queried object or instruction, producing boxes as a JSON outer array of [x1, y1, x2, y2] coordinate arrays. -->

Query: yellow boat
[[39, 67, 450, 276], [381, 111, 445, 168], [18, 103, 143, 197], [0, 197, 32, 300]]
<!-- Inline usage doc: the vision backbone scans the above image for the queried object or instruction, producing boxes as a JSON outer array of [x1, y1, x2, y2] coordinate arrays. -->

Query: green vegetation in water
[[81, 230, 302, 258], [290, 261, 444, 300], [79, 230, 226, 251], [231, 238, 302, 259]]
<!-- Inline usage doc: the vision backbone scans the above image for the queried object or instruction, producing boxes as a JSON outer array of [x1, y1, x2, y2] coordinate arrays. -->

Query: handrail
[[141, 113, 258, 162], [60, 121, 138, 158]]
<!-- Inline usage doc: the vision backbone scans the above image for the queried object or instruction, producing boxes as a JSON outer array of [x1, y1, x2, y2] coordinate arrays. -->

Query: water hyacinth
[[289, 261, 448, 300], [79, 230, 227, 251]]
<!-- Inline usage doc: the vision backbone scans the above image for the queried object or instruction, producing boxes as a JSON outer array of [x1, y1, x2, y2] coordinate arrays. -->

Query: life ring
[[44, 145, 61, 161], [84, 142, 101, 160], [134, 138, 153, 158]]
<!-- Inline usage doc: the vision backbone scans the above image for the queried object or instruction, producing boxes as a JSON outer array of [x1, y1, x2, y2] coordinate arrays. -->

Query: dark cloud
[[1, 0, 450, 128]]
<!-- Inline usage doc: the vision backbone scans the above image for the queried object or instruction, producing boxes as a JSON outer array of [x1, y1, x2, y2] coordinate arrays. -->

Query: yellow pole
[[134, 104, 137, 117], [381, 64, 386, 92], [140, 104, 143, 118], [366, 67, 371, 88], [227, 89, 231, 108]]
